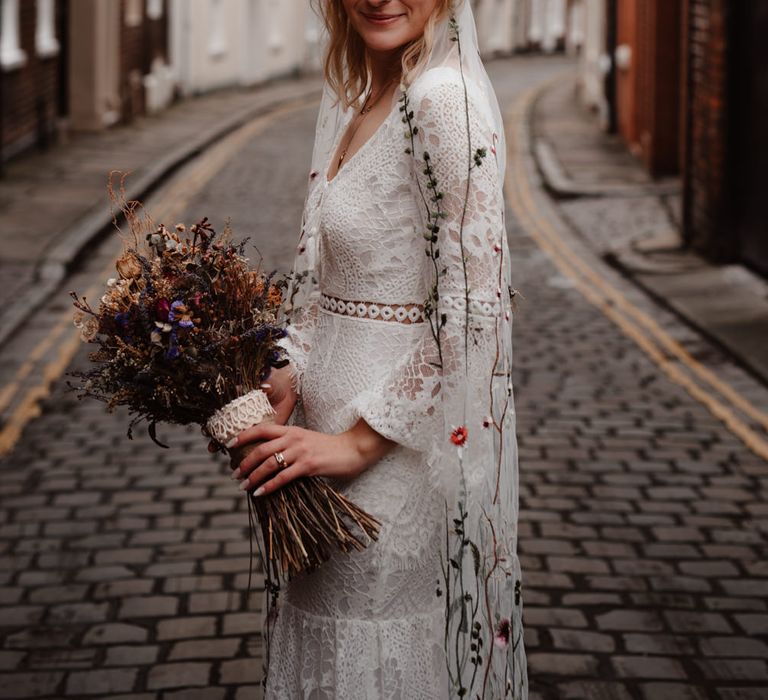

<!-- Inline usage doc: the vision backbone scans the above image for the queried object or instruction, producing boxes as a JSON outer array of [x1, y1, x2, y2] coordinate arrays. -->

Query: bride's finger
[[234, 436, 290, 478], [250, 460, 304, 498], [239, 446, 298, 493], [231, 422, 288, 449]]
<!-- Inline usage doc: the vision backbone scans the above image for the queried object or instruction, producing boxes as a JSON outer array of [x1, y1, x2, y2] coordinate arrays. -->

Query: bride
[[223, 1, 528, 696]]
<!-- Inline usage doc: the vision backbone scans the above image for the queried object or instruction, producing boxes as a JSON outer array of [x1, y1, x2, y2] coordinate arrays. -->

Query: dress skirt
[[265, 308, 450, 699]]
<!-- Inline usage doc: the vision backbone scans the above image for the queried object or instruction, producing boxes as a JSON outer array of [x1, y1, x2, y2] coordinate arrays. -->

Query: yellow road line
[[6, 81, 765, 462], [0, 97, 316, 457], [510, 84, 768, 433], [505, 85, 768, 461], [0, 321, 67, 414]]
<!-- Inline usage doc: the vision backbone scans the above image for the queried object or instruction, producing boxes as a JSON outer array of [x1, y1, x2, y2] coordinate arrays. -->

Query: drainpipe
[[604, 0, 618, 134], [0, 8, 4, 176]]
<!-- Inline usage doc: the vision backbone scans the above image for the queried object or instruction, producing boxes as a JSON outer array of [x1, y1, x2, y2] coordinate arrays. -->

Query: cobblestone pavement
[[0, 76, 320, 352], [1, 55, 767, 699], [531, 75, 768, 387]]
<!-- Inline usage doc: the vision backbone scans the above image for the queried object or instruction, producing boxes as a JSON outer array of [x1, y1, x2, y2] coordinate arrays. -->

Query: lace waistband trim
[[279, 595, 444, 625], [320, 293, 426, 324]]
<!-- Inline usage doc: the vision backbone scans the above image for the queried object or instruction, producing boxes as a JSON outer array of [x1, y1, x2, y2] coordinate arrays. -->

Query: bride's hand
[[260, 364, 298, 426], [206, 364, 298, 454], [227, 419, 395, 496]]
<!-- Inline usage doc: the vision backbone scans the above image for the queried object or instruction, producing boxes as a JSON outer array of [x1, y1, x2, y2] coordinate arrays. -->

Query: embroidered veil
[[277, 1, 528, 696]]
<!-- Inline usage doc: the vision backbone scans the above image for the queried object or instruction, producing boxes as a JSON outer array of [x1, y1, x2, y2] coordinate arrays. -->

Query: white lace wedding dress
[[266, 66, 519, 699]]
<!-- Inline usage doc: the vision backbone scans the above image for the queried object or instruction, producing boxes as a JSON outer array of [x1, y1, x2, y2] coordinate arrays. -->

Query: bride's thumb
[[260, 382, 274, 398]]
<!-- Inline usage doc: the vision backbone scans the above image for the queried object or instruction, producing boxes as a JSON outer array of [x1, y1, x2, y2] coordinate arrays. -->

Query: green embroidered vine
[[400, 90, 446, 370]]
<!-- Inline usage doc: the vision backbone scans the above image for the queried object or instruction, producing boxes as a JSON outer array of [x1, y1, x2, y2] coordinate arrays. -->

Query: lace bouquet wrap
[[70, 192, 380, 583]]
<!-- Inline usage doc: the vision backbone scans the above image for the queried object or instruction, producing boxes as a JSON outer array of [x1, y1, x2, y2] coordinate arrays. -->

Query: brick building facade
[[0, 0, 65, 161], [681, 0, 730, 260], [1, 0, 172, 166], [682, 0, 768, 275], [120, 0, 171, 121], [581, 0, 768, 276]]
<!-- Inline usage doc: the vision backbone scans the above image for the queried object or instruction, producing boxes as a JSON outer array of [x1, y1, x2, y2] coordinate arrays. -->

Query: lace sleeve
[[350, 68, 506, 454], [276, 288, 321, 396]]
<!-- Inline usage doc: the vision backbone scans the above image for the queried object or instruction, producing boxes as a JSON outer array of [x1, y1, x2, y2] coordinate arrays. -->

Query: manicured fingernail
[[230, 468, 240, 480], [253, 486, 265, 497], [260, 383, 271, 389], [239, 480, 250, 491], [225, 436, 238, 449]]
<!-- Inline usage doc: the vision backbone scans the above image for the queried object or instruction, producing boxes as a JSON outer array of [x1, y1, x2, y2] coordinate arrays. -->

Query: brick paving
[[0, 55, 767, 699], [507, 216, 768, 699]]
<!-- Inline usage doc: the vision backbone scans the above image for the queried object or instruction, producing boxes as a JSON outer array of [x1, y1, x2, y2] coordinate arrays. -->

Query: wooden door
[[615, 0, 639, 150]]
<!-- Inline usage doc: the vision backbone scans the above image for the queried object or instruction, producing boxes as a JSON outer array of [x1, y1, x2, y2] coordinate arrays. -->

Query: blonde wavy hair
[[313, 0, 453, 109]]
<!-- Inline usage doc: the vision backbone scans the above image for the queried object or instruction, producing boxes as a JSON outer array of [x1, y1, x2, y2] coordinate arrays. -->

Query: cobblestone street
[[1, 55, 767, 699]]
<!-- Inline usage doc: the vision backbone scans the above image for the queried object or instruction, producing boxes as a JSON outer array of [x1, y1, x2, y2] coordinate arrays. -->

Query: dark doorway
[[730, 1, 768, 276], [56, 0, 70, 119]]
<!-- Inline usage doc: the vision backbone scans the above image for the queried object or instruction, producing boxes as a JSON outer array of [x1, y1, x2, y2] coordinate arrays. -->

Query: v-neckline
[[325, 99, 398, 186]]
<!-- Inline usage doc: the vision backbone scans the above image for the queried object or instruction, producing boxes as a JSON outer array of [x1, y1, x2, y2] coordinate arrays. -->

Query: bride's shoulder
[[407, 66, 486, 116], [409, 66, 463, 98]]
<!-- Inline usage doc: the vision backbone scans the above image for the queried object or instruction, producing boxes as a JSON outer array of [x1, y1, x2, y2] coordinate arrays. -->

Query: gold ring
[[274, 451, 287, 469]]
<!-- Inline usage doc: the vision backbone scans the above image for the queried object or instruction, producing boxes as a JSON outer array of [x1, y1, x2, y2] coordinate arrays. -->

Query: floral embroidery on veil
[[272, 2, 528, 697]]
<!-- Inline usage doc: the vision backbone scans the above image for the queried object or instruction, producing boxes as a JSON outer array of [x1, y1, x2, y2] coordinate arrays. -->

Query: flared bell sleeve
[[350, 67, 510, 469]]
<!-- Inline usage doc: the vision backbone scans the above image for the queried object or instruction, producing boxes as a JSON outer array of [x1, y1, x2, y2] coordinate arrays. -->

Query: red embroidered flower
[[494, 617, 510, 649], [450, 425, 468, 447]]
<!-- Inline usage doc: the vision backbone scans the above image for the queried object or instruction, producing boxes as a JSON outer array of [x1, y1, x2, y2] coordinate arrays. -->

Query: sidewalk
[[532, 74, 768, 386], [0, 75, 322, 348]]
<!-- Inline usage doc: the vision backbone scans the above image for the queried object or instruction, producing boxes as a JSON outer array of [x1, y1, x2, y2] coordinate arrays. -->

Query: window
[[208, 0, 227, 58], [1, 0, 26, 70], [146, 0, 164, 21], [36, 0, 60, 58]]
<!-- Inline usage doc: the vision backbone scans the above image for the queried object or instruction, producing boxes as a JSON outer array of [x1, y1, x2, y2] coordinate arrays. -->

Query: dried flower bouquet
[[69, 188, 380, 582]]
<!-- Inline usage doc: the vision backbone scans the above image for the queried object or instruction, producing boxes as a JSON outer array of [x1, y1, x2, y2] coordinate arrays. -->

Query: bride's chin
[[358, 28, 415, 53], [362, 36, 413, 55]]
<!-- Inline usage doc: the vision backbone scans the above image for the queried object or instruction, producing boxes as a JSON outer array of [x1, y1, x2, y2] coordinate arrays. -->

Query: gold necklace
[[336, 78, 397, 170]]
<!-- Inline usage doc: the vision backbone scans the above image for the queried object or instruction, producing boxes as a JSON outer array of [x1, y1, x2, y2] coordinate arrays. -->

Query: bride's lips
[[360, 12, 405, 26]]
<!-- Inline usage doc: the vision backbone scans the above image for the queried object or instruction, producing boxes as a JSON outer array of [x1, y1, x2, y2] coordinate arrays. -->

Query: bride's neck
[[367, 48, 403, 92]]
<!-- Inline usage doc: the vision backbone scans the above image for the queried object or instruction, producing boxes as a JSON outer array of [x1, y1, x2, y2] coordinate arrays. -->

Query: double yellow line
[[2, 83, 766, 463], [0, 98, 315, 456], [504, 84, 768, 461]]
